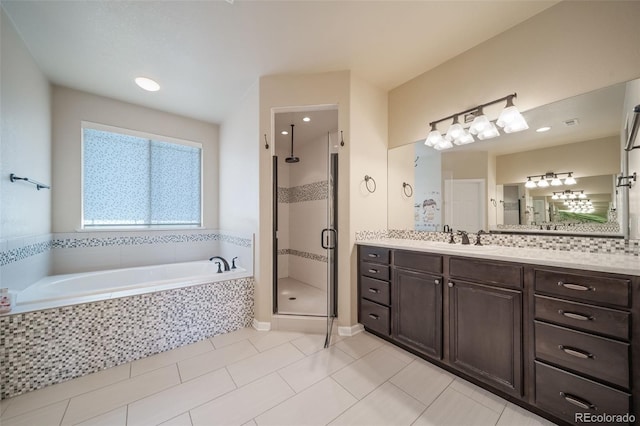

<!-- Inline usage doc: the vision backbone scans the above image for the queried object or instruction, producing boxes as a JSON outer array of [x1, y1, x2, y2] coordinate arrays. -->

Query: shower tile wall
[[277, 132, 329, 291]]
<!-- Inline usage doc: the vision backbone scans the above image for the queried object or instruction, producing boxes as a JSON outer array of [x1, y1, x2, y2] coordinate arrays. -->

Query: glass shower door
[[323, 133, 338, 347]]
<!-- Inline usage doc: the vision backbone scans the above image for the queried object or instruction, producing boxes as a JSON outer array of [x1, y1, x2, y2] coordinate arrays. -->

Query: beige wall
[[387, 144, 415, 230], [51, 86, 219, 233], [388, 1, 640, 149], [219, 80, 259, 237], [1, 9, 51, 239], [496, 136, 619, 185]]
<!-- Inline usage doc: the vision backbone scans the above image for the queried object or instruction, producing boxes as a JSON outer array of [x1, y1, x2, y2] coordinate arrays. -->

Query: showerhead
[[285, 124, 299, 164]]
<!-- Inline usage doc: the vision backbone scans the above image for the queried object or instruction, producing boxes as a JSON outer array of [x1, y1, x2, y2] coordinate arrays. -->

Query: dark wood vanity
[[358, 244, 639, 426]]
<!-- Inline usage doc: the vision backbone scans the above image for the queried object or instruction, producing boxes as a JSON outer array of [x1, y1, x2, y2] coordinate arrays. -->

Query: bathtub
[[12, 260, 250, 314]]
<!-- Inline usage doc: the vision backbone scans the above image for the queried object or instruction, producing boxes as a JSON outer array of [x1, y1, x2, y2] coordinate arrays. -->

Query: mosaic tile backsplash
[[355, 229, 640, 256], [277, 248, 328, 263], [277, 180, 328, 204], [0, 277, 254, 399]]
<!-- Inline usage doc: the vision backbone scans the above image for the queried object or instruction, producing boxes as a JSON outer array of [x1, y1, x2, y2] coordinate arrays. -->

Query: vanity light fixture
[[134, 77, 160, 92], [424, 93, 528, 150], [552, 189, 586, 200], [525, 172, 576, 188]]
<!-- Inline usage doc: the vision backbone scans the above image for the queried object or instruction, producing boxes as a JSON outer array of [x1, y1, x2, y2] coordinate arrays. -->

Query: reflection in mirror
[[388, 79, 640, 236]]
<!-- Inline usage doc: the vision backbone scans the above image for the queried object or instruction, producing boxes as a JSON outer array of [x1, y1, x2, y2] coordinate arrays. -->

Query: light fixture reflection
[[550, 174, 562, 186], [565, 173, 577, 185], [537, 178, 549, 188], [525, 177, 537, 189]]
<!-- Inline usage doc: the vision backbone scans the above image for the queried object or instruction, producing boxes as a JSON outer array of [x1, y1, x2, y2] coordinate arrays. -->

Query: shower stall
[[272, 106, 338, 333]]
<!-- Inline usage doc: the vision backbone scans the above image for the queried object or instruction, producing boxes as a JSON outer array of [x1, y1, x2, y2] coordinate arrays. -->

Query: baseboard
[[252, 318, 271, 331], [338, 323, 364, 337]]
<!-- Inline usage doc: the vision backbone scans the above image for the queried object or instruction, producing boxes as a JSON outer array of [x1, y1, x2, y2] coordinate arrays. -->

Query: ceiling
[[2, 0, 557, 125]]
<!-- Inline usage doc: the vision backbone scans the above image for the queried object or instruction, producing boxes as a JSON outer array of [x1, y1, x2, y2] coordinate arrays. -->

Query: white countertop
[[357, 238, 640, 276]]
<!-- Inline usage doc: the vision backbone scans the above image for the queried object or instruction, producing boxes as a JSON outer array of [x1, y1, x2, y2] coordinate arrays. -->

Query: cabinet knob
[[447, 282, 454, 288], [434, 279, 440, 285]]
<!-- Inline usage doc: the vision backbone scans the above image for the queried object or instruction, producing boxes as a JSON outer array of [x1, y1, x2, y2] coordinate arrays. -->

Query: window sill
[[75, 225, 206, 233]]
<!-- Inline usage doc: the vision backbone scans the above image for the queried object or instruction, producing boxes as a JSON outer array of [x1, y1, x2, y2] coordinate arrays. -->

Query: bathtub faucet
[[209, 256, 230, 271]]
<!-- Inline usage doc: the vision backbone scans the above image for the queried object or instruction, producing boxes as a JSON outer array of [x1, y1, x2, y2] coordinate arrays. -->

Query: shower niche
[[272, 106, 339, 320]]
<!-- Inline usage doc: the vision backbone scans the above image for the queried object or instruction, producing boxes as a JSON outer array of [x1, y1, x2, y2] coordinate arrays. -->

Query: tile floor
[[0, 328, 557, 426], [277, 277, 327, 316]]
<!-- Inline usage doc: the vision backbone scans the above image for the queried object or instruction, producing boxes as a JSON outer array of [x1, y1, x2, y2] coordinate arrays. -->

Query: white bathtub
[[13, 260, 250, 314]]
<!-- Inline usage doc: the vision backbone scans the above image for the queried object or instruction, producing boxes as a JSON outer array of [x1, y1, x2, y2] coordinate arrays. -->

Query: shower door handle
[[321, 228, 337, 249]]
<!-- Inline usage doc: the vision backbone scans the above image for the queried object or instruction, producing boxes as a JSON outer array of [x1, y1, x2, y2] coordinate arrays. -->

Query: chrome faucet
[[209, 256, 230, 271], [475, 230, 486, 246], [458, 231, 470, 245]]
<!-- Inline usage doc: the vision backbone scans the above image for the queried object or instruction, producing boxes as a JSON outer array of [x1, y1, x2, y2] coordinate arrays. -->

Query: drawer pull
[[559, 392, 596, 410], [434, 279, 440, 285], [557, 281, 593, 292], [368, 313, 379, 320], [367, 253, 379, 258], [368, 269, 379, 274], [368, 288, 380, 294], [448, 282, 454, 288], [558, 310, 593, 321], [558, 345, 593, 359]]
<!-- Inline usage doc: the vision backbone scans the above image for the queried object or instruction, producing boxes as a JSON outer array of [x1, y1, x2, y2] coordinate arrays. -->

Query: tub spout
[[209, 256, 230, 271]]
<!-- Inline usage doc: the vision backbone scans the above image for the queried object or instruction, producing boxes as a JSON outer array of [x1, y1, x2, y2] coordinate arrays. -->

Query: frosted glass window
[[83, 127, 201, 227]]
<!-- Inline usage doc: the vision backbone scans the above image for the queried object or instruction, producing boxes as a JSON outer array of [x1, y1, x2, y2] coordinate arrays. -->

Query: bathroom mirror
[[388, 79, 639, 236]]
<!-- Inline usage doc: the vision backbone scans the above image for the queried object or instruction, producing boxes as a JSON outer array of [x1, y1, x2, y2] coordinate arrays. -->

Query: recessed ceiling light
[[135, 77, 160, 92], [281, 131, 289, 135], [302, 117, 311, 122], [536, 126, 551, 133]]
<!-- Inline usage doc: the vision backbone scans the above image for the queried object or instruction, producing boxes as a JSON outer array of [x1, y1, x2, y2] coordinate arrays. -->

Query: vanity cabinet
[[532, 268, 633, 424], [392, 251, 443, 359], [357, 243, 638, 426]]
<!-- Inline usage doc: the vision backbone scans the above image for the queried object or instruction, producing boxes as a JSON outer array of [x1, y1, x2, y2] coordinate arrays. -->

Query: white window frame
[[80, 121, 204, 230]]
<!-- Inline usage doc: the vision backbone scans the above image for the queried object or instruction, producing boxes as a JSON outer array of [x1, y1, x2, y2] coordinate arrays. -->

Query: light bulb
[[469, 113, 491, 135], [551, 194, 559, 200], [445, 117, 465, 142], [525, 178, 537, 189], [537, 178, 549, 188], [564, 173, 577, 185], [497, 96, 528, 133], [550, 175, 562, 186], [425, 129, 443, 147], [579, 192, 587, 199]]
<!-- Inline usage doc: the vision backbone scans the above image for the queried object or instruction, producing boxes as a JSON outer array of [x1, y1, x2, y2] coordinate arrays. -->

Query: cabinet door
[[392, 268, 442, 359], [449, 279, 523, 396]]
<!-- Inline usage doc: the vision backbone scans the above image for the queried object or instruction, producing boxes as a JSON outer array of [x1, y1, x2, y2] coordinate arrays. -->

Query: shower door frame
[[271, 105, 339, 329]]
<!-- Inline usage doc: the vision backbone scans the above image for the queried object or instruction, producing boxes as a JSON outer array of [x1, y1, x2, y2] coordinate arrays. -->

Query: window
[[82, 123, 202, 228]]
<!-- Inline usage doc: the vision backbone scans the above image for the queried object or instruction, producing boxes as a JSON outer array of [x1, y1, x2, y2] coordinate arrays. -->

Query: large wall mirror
[[388, 78, 640, 237]]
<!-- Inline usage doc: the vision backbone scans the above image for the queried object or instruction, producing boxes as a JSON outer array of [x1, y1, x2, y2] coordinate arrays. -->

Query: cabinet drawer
[[360, 299, 390, 336], [360, 276, 390, 306], [535, 321, 629, 388], [449, 257, 522, 289], [534, 269, 630, 308], [535, 361, 631, 425], [359, 246, 390, 264], [393, 250, 442, 274], [360, 262, 390, 281], [535, 295, 630, 340]]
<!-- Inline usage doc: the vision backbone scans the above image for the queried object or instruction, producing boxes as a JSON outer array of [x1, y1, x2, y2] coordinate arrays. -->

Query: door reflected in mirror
[[388, 79, 639, 237]]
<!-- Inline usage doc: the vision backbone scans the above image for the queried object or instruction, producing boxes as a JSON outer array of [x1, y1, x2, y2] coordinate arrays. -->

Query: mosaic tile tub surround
[[355, 229, 640, 256], [0, 277, 254, 399]]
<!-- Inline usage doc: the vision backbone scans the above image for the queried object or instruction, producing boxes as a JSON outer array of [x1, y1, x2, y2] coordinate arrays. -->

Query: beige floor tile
[[178, 340, 258, 382], [75, 406, 127, 426], [210, 327, 260, 349], [1, 400, 68, 426], [159, 412, 193, 426], [381, 341, 416, 363], [331, 345, 411, 399], [248, 330, 305, 352], [290, 333, 336, 356], [190, 373, 294, 426], [0, 399, 10, 417], [449, 377, 507, 414], [1, 364, 130, 419], [127, 368, 236, 426], [226, 342, 305, 387], [413, 388, 501, 426], [61, 365, 181, 425], [278, 347, 355, 392], [497, 403, 557, 426], [254, 378, 357, 426], [329, 382, 426, 425], [333, 332, 383, 359], [131, 339, 214, 377], [389, 358, 454, 406]]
